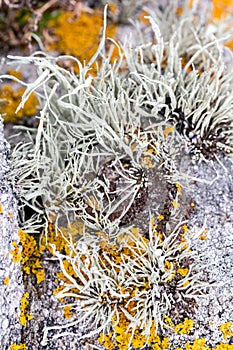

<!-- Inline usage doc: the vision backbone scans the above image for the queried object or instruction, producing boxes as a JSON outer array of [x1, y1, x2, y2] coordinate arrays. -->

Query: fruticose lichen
[[1, 0, 233, 349]]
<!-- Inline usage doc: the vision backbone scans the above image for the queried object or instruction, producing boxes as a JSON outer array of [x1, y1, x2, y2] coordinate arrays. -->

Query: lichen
[[0, 84, 39, 123], [47, 8, 117, 73], [219, 322, 233, 340], [3, 276, 10, 285], [10, 228, 45, 284], [9, 344, 27, 350], [19, 292, 33, 326]]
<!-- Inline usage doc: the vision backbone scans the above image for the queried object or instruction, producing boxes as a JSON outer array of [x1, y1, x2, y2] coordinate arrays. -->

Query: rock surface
[[0, 117, 24, 350]]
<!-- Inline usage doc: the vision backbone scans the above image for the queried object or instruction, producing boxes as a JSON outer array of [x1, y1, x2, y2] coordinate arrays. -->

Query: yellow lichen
[[174, 318, 194, 334], [7, 69, 22, 81], [63, 305, 73, 319], [163, 314, 175, 328], [19, 292, 33, 326], [177, 268, 189, 277], [199, 229, 209, 241], [47, 9, 117, 74], [10, 343, 27, 350], [185, 338, 211, 350], [18, 228, 45, 284], [98, 313, 170, 350], [215, 345, 233, 350], [163, 125, 174, 139], [0, 84, 39, 123], [175, 183, 182, 195], [3, 276, 10, 285], [219, 322, 233, 340], [9, 241, 22, 262], [0, 204, 2, 213], [172, 201, 180, 208], [212, 0, 233, 20]]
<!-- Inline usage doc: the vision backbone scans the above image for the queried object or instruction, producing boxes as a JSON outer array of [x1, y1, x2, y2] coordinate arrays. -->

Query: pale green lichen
[[1, 1, 233, 348]]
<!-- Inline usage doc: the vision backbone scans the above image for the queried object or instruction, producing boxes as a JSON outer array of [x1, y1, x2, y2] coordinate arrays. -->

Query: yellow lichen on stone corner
[[0, 84, 39, 123]]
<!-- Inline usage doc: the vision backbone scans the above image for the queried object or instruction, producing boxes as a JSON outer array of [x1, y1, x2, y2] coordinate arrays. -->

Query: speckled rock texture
[[167, 155, 233, 347], [0, 117, 24, 350]]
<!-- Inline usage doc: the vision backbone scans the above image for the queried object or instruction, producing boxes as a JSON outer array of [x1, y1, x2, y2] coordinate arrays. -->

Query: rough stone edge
[[0, 117, 24, 350]]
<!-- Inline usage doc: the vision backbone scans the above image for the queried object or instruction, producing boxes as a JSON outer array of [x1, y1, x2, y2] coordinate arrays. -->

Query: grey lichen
[[1, 0, 233, 348]]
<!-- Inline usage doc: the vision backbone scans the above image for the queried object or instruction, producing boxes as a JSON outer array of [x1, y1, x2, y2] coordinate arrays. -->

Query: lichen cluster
[[2, 0, 233, 349], [0, 70, 39, 123], [46, 7, 118, 73], [10, 228, 45, 284]]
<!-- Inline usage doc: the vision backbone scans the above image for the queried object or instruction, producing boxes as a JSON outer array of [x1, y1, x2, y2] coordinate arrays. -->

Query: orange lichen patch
[[10, 344, 27, 350], [177, 268, 189, 277], [163, 126, 174, 139], [7, 69, 22, 81], [216, 345, 233, 350], [9, 229, 45, 283], [182, 224, 189, 234], [63, 305, 73, 319], [17, 228, 45, 284], [98, 312, 170, 350], [175, 183, 182, 195], [172, 201, 180, 208], [138, 10, 150, 24], [0, 204, 2, 213], [47, 10, 117, 73], [19, 292, 33, 326], [199, 228, 208, 240], [8, 212, 13, 219], [211, 0, 233, 49], [219, 321, 233, 340], [10, 241, 22, 262], [212, 0, 233, 20], [40, 221, 87, 256], [163, 314, 175, 328], [3, 276, 10, 285], [185, 338, 211, 350], [0, 84, 39, 123], [174, 318, 194, 334], [141, 153, 156, 169]]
